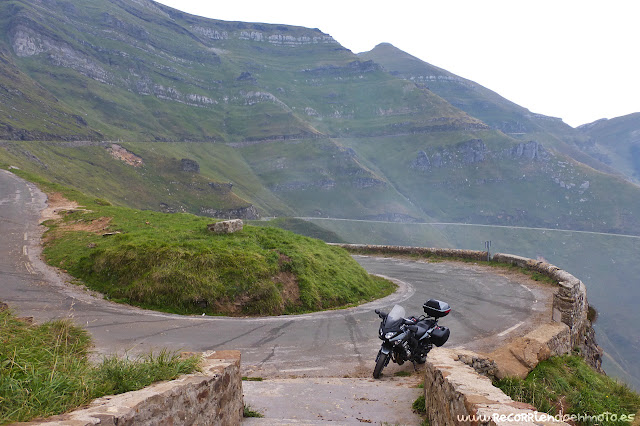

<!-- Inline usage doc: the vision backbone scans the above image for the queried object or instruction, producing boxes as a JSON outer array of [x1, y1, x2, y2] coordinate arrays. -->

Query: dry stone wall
[[491, 253, 602, 371], [337, 243, 489, 261], [424, 348, 570, 425], [337, 244, 603, 425], [15, 351, 243, 426]]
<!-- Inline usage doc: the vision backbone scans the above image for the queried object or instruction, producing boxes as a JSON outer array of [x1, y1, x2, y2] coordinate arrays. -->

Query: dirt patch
[[65, 216, 113, 234], [273, 271, 300, 307], [40, 192, 80, 222], [108, 144, 144, 167]]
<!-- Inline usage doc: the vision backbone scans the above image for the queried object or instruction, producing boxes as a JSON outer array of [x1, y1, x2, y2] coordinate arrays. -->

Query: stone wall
[[338, 244, 601, 371], [491, 253, 602, 371], [337, 243, 489, 261], [423, 348, 570, 425], [337, 244, 603, 424], [16, 351, 243, 426]]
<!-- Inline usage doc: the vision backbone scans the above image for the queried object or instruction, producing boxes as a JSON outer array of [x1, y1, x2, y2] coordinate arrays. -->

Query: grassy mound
[[32, 175, 393, 316], [495, 355, 640, 425], [0, 307, 199, 424]]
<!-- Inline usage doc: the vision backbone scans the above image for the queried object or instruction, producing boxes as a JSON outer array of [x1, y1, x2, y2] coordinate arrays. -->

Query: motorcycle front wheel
[[373, 350, 390, 379]]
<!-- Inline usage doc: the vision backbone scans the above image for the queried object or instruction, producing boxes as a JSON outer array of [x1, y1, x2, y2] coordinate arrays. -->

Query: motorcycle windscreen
[[383, 305, 406, 332]]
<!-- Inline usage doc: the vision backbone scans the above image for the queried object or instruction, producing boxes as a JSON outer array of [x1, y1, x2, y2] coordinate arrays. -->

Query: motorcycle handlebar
[[375, 309, 387, 319]]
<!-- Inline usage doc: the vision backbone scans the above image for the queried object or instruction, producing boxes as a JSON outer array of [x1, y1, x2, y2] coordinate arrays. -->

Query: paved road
[[0, 170, 551, 378]]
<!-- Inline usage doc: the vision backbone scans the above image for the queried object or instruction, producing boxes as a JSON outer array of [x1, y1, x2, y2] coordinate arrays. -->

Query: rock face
[[208, 219, 243, 234], [411, 139, 487, 170], [511, 140, 549, 161], [180, 158, 200, 172], [209, 182, 233, 194]]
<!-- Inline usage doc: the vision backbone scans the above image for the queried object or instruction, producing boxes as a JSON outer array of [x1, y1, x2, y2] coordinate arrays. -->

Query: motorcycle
[[373, 299, 451, 378]]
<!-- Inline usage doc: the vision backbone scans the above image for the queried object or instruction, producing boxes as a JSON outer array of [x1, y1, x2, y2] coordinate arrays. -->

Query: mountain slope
[[1, 0, 482, 142], [358, 43, 620, 176], [576, 113, 640, 182], [3, 0, 640, 235]]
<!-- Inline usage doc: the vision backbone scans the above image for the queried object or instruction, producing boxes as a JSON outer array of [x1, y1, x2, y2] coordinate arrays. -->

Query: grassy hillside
[[0, 140, 294, 217], [18, 170, 394, 316], [337, 131, 640, 233], [250, 218, 347, 243], [5, 130, 640, 234], [496, 355, 639, 425], [3, 0, 640, 235]]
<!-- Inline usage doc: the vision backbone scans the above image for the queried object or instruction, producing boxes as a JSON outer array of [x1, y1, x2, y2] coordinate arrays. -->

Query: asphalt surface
[[0, 170, 554, 424], [0, 169, 552, 375]]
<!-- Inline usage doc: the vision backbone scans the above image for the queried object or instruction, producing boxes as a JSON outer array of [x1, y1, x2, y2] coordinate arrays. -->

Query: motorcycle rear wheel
[[373, 351, 389, 379]]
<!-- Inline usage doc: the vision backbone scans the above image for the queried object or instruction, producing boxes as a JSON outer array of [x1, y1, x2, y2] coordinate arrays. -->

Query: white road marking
[[520, 283, 537, 303], [497, 321, 525, 337], [24, 232, 28, 241], [280, 367, 328, 373], [22, 245, 28, 256]]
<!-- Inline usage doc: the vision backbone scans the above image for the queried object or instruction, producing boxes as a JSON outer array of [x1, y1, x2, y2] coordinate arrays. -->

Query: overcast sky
[[154, 0, 639, 128]]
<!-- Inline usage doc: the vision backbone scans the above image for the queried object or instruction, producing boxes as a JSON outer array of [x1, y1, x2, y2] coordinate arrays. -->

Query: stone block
[[208, 219, 243, 234], [490, 323, 570, 380]]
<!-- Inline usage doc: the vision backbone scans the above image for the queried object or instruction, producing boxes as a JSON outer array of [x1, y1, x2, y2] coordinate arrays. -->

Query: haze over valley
[[1, 0, 639, 391]]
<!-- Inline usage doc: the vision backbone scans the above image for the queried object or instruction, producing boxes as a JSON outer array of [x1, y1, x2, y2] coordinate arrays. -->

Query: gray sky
[[154, 0, 639, 128]]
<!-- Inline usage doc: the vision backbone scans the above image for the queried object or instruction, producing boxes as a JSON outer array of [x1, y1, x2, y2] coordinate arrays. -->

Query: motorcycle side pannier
[[423, 299, 451, 318], [430, 326, 450, 347]]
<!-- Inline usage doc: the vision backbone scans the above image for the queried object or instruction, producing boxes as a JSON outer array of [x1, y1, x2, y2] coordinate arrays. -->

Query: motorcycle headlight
[[385, 332, 396, 339]]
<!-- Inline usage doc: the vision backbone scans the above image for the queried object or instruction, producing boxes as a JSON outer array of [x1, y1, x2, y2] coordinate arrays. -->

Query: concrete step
[[242, 377, 423, 425]]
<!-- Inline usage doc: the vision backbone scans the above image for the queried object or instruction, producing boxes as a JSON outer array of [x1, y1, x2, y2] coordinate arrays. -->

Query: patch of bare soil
[[40, 193, 112, 241], [40, 192, 80, 222], [65, 216, 113, 234], [274, 270, 301, 307], [108, 144, 143, 167]]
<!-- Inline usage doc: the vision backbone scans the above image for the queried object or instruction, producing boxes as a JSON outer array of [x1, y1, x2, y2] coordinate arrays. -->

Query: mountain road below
[[0, 170, 556, 424]]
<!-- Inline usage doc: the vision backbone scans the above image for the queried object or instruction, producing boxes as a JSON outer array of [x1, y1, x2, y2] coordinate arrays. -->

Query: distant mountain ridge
[[358, 42, 626, 178], [575, 113, 640, 183], [1, 0, 481, 142], [3, 0, 640, 236]]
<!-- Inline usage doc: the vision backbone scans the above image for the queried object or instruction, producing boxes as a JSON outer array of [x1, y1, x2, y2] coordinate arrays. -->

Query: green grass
[[19, 171, 394, 316], [0, 308, 199, 424], [243, 404, 264, 418], [412, 394, 426, 415], [495, 356, 640, 425]]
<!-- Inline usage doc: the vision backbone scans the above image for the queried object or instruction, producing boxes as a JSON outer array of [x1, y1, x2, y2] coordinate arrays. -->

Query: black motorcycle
[[373, 299, 451, 378]]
